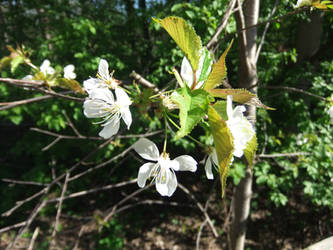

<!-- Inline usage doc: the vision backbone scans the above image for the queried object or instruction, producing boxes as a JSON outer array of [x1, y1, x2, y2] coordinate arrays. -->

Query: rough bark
[[230, 0, 259, 249]]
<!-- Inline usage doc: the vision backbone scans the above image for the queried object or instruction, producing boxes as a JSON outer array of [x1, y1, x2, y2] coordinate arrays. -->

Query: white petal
[[99, 119, 120, 138], [137, 162, 156, 188], [156, 169, 177, 197], [180, 56, 194, 88], [133, 138, 159, 161], [115, 88, 132, 106], [89, 88, 114, 103], [98, 59, 109, 80], [173, 155, 197, 172], [227, 95, 233, 119], [204, 156, 214, 180], [83, 78, 107, 93], [83, 99, 109, 118], [121, 107, 132, 129], [211, 149, 218, 166]]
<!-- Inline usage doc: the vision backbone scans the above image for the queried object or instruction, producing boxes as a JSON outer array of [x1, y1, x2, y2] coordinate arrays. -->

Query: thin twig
[[2, 137, 113, 217], [63, 111, 83, 137], [129, 71, 159, 92], [1, 178, 47, 186], [196, 219, 208, 250], [51, 172, 70, 246], [73, 226, 86, 250], [178, 183, 219, 238], [68, 145, 133, 181], [6, 199, 47, 250], [206, 0, 237, 50], [257, 152, 310, 158], [102, 184, 151, 223], [262, 86, 327, 101], [0, 221, 27, 234], [255, 0, 279, 63], [27, 227, 40, 250], [0, 95, 54, 111], [48, 179, 137, 203]]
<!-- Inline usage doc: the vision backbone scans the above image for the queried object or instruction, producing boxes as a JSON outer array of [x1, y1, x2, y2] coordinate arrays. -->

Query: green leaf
[[244, 134, 257, 168], [57, 78, 85, 94], [197, 47, 213, 83], [153, 16, 202, 70], [208, 88, 275, 109], [10, 56, 24, 73], [203, 40, 233, 90], [208, 105, 234, 197], [171, 86, 209, 139]]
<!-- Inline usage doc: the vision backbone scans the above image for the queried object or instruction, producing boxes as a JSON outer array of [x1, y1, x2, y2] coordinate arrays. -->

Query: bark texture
[[230, 0, 259, 249]]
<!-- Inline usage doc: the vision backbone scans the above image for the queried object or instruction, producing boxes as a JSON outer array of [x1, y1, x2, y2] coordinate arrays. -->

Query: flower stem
[[165, 112, 204, 147], [163, 113, 168, 153]]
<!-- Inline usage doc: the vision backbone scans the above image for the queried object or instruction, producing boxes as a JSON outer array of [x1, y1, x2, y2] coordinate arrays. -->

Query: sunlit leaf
[[10, 56, 24, 73], [208, 88, 274, 110], [153, 16, 202, 70], [208, 105, 234, 197], [244, 134, 257, 168], [171, 86, 209, 139], [57, 78, 85, 94], [203, 40, 233, 90]]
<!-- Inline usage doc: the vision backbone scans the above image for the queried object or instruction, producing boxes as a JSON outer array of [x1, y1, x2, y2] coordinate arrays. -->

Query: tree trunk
[[230, 0, 259, 249]]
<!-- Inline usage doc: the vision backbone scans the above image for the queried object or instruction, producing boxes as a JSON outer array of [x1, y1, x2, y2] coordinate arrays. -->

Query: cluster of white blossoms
[[82, 58, 254, 196], [23, 59, 76, 81], [83, 59, 132, 139]]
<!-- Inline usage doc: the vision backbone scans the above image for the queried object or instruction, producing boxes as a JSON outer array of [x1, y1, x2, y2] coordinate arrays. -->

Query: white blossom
[[295, 0, 312, 8], [83, 87, 132, 138], [226, 95, 255, 158], [40, 59, 55, 76], [133, 138, 197, 197], [64, 64, 76, 79], [83, 59, 119, 94]]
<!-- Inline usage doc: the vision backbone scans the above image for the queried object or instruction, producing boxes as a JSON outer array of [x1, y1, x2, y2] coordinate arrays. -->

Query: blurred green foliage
[[0, 0, 333, 247]]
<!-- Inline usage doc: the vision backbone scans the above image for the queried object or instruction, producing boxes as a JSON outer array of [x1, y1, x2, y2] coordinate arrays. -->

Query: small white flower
[[296, 134, 308, 145], [64, 64, 76, 79], [40, 59, 55, 76], [328, 106, 333, 124], [295, 0, 312, 8], [226, 95, 255, 158], [83, 59, 119, 94], [181, 51, 211, 89], [133, 138, 197, 197], [83, 87, 132, 138]]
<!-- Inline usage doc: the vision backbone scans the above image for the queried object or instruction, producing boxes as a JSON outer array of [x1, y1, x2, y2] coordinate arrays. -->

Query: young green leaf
[[153, 16, 202, 71], [208, 88, 274, 110], [208, 105, 234, 197], [203, 40, 233, 90], [171, 86, 209, 139], [244, 134, 257, 168]]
